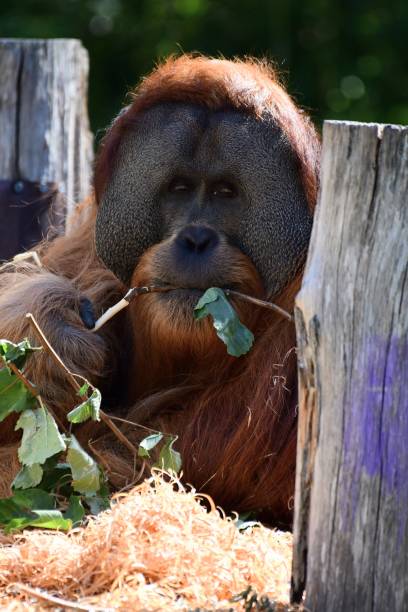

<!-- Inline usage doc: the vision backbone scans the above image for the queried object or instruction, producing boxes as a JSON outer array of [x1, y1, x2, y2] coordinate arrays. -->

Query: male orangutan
[[0, 55, 320, 526]]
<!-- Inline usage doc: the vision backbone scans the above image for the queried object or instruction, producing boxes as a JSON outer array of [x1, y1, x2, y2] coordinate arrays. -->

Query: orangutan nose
[[176, 225, 219, 255]]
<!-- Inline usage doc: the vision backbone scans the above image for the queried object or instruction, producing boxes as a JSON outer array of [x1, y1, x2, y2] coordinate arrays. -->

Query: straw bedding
[[0, 474, 294, 610]]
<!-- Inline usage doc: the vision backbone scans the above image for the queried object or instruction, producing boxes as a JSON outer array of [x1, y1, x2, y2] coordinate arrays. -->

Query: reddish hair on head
[[94, 54, 320, 208]]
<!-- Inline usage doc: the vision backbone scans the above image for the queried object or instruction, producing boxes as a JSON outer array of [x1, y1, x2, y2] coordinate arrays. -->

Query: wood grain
[[0, 39, 93, 224], [292, 121, 408, 611]]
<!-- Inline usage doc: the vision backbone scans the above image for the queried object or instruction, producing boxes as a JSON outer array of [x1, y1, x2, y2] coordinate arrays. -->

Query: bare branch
[[224, 289, 294, 321], [6, 360, 39, 396], [26, 312, 80, 394]]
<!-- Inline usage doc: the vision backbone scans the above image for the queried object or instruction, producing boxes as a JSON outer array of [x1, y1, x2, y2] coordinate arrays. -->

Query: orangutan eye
[[168, 177, 193, 193], [212, 182, 237, 198]]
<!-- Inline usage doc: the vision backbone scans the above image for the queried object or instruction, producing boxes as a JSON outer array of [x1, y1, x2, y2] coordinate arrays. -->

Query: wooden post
[[292, 121, 408, 611], [0, 38, 93, 252]]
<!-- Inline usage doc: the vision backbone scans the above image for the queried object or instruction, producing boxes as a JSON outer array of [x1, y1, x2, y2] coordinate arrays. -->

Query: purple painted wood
[[292, 121, 408, 611]]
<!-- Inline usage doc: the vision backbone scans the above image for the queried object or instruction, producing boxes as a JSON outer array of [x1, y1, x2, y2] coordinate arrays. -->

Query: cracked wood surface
[[292, 121, 408, 611], [0, 39, 93, 225]]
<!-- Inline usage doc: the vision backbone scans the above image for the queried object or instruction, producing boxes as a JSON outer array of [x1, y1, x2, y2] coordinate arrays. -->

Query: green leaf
[[138, 432, 164, 458], [64, 495, 85, 527], [12, 463, 43, 489], [0, 497, 35, 531], [78, 383, 90, 397], [84, 477, 110, 515], [0, 489, 54, 525], [0, 338, 40, 370], [15, 406, 66, 466], [11, 488, 55, 510], [0, 367, 37, 422], [0, 498, 32, 523], [67, 436, 101, 496], [194, 288, 254, 357], [67, 388, 101, 423], [194, 287, 220, 310], [84, 493, 110, 515], [0, 487, 71, 532], [235, 511, 260, 531], [153, 436, 182, 474], [39, 459, 72, 494], [5, 510, 72, 533], [236, 519, 260, 531]]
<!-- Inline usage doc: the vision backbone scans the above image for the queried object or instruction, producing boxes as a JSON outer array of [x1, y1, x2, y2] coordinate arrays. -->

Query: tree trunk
[[292, 121, 408, 611], [0, 38, 93, 258]]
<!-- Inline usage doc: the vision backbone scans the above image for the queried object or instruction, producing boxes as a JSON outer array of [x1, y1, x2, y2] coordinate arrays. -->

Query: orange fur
[[0, 56, 320, 525], [95, 55, 320, 210]]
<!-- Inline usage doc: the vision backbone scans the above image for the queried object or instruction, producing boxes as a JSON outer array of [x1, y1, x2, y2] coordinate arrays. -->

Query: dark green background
[[1, 0, 407, 136]]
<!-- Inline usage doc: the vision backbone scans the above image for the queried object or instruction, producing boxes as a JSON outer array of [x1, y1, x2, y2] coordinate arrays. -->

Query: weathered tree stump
[[0, 38, 93, 259], [292, 121, 408, 611]]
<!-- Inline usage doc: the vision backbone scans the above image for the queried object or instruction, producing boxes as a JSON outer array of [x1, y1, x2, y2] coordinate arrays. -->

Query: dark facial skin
[[95, 103, 313, 300]]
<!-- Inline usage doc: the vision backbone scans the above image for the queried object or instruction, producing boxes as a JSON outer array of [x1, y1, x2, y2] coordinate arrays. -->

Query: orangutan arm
[[0, 202, 125, 416]]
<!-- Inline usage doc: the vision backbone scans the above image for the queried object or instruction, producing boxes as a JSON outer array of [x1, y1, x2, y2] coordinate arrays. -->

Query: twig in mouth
[[223, 289, 294, 321], [91, 285, 293, 332], [91, 285, 169, 331]]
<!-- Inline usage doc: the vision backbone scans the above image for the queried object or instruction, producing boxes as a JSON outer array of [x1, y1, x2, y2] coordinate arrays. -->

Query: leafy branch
[[0, 287, 256, 532], [0, 318, 181, 533], [194, 287, 255, 357], [0, 338, 97, 532], [26, 313, 138, 456]]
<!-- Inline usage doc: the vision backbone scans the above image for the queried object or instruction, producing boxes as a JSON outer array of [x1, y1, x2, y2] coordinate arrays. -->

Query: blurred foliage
[[1, 0, 407, 136]]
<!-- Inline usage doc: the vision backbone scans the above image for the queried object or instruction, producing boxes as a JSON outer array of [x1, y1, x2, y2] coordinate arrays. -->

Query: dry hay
[[0, 474, 294, 611]]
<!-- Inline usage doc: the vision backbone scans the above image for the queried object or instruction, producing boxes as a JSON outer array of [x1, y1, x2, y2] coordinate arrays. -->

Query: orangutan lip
[[165, 288, 203, 297], [153, 284, 235, 303], [152, 280, 234, 293], [154, 285, 235, 300], [158, 287, 204, 300]]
